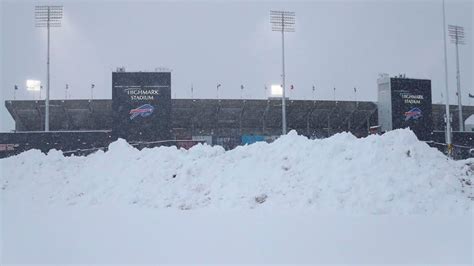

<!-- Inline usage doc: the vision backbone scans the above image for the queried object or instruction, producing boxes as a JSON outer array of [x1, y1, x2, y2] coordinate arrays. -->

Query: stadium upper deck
[[5, 99, 474, 137], [5, 99, 379, 138]]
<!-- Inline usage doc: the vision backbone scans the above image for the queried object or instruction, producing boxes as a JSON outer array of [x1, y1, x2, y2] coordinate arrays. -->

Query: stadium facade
[[2, 71, 474, 158]]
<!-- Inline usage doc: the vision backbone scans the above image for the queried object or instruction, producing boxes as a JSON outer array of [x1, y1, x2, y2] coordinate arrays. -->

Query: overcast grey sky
[[1, 0, 472, 131]]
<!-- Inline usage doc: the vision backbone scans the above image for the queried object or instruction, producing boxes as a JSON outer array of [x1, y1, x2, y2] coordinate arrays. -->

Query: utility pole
[[35, 5, 63, 132], [271, 10, 295, 135], [442, 0, 452, 156], [448, 24, 466, 131]]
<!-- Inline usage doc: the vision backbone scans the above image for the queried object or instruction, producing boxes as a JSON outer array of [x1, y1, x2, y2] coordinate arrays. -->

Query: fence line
[[62, 139, 203, 155]]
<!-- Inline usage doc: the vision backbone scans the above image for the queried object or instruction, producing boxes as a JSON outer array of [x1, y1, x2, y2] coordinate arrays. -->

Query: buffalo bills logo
[[404, 107, 422, 121], [129, 104, 154, 120]]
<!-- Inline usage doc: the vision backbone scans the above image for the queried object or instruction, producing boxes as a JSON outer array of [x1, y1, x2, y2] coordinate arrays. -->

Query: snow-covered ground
[[1, 129, 473, 264], [2, 206, 473, 264]]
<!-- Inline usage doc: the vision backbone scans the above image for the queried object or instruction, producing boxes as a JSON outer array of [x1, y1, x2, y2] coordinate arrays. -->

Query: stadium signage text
[[400, 93, 424, 104], [124, 87, 161, 101]]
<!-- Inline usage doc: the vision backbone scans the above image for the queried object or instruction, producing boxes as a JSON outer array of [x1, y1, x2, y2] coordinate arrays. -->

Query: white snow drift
[[1, 129, 472, 214]]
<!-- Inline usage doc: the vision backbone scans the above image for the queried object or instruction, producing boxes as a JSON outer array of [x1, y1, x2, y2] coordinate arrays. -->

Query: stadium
[[2, 71, 474, 158], [2, 2, 474, 263]]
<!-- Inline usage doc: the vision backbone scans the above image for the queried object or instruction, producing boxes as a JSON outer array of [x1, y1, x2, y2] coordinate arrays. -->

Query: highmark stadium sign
[[121, 86, 166, 101], [112, 72, 171, 141], [391, 78, 432, 140], [400, 93, 424, 104]]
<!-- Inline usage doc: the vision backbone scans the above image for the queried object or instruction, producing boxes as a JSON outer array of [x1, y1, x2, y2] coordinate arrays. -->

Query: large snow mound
[[1, 129, 472, 214]]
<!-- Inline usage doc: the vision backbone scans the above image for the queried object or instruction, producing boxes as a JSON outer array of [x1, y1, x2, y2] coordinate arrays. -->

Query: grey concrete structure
[[5, 99, 474, 138]]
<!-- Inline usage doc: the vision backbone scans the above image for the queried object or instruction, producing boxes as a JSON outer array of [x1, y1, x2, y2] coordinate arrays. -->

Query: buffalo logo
[[129, 104, 154, 120], [404, 107, 422, 121]]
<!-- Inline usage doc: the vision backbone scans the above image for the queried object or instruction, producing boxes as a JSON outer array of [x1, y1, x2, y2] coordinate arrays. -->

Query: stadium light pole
[[442, 0, 452, 156], [91, 83, 95, 100], [271, 10, 295, 135], [14, 85, 18, 100], [448, 24, 465, 131], [354, 87, 358, 107], [217, 83, 221, 100], [35, 5, 63, 132]]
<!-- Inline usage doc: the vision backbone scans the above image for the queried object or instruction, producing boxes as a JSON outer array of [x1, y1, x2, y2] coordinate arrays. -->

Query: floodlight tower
[[271, 10, 295, 135], [441, 0, 452, 156], [448, 24, 466, 131], [35, 5, 63, 132]]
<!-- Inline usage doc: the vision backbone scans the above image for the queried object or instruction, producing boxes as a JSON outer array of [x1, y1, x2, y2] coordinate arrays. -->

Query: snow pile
[[1, 129, 472, 214]]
